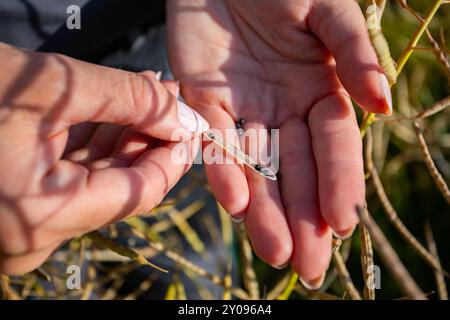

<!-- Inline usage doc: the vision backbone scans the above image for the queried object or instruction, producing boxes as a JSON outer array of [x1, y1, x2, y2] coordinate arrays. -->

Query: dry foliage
[[1, 0, 449, 300]]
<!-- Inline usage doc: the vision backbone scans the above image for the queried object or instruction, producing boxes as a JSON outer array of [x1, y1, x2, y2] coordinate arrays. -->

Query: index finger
[[26, 139, 198, 254], [0, 44, 208, 141]]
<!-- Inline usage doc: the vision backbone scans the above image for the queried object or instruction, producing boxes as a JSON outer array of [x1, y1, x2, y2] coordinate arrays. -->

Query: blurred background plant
[[1, 0, 449, 300]]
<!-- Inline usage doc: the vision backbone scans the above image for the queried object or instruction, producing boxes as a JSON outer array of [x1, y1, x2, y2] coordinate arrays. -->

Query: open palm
[[167, 0, 391, 288]]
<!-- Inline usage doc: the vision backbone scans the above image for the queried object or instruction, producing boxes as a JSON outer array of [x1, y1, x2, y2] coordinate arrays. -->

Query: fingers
[[36, 140, 197, 245], [0, 242, 61, 275], [87, 128, 155, 170], [64, 122, 98, 155], [199, 105, 250, 219], [65, 124, 124, 164], [0, 45, 208, 140], [242, 122, 292, 267], [8, 125, 197, 255], [279, 119, 331, 288], [84, 78, 182, 170], [308, 93, 365, 238], [79, 140, 195, 228], [309, 0, 392, 115], [66, 76, 181, 167]]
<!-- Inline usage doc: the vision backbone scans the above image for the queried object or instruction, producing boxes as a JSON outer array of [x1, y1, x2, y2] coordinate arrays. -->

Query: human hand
[[0, 43, 209, 274], [167, 0, 391, 288]]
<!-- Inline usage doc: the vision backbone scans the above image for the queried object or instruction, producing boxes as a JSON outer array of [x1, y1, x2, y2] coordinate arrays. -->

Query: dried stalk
[[413, 122, 450, 206], [151, 200, 204, 234], [166, 201, 206, 254], [236, 222, 260, 299], [266, 272, 292, 300], [125, 217, 161, 242], [361, 0, 394, 135], [223, 260, 232, 300], [398, 0, 424, 22], [412, 46, 450, 54], [396, 0, 445, 75], [184, 270, 215, 300], [32, 268, 51, 282], [333, 251, 362, 300], [359, 208, 375, 300], [123, 277, 155, 300], [383, 96, 450, 122], [366, 82, 448, 277], [370, 166, 447, 275], [175, 277, 187, 300], [100, 275, 128, 300], [85, 231, 167, 273], [130, 227, 248, 299], [165, 278, 178, 300], [0, 274, 20, 300], [81, 265, 96, 300], [267, 239, 348, 300], [217, 202, 233, 250], [367, 0, 396, 85], [398, 1, 450, 83], [295, 285, 343, 300], [357, 207, 427, 300], [20, 277, 35, 299], [424, 222, 448, 300], [325, 241, 353, 294], [363, 0, 445, 133], [140, 201, 177, 218], [146, 235, 221, 285], [365, 127, 375, 178], [276, 272, 298, 300]]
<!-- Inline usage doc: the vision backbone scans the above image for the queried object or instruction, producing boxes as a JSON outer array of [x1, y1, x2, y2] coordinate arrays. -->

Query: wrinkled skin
[[167, 0, 390, 287]]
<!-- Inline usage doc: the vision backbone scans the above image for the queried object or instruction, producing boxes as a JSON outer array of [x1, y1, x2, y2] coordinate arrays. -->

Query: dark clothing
[[0, 0, 167, 70]]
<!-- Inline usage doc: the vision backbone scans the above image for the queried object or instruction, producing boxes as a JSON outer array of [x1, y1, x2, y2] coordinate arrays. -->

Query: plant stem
[[360, 112, 376, 137], [360, 0, 443, 134], [276, 273, 298, 300], [396, 0, 444, 76]]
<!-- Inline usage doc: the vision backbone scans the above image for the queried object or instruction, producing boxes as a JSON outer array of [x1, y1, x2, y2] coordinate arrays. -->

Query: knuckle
[[310, 1, 341, 37], [127, 72, 154, 118]]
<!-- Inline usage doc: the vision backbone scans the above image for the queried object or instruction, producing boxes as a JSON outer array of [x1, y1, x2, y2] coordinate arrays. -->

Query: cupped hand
[[0, 43, 208, 274], [167, 0, 391, 288]]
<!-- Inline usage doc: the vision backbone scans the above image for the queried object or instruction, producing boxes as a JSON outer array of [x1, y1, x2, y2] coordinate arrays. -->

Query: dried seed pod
[[366, 2, 397, 86], [203, 130, 277, 181]]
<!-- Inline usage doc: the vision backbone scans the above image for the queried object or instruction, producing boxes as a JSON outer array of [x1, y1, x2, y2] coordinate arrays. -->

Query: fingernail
[[299, 273, 326, 291], [173, 80, 181, 99], [378, 73, 392, 115], [332, 227, 355, 240], [174, 80, 180, 97], [154, 71, 162, 81], [272, 263, 288, 270], [230, 215, 245, 223], [177, 100, 210, 133]]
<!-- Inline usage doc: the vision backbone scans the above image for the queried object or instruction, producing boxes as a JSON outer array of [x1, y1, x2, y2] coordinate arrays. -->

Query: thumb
[[309, 0, 392, 115], [62, 62, 210, 140]]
